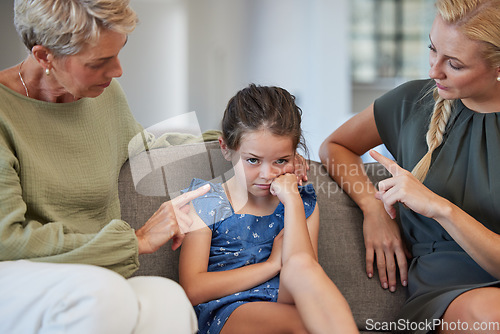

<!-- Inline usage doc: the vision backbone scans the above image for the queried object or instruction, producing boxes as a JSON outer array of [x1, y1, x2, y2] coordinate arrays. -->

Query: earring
[[45, 68, 50, 75], [497, 76, 500, 82]]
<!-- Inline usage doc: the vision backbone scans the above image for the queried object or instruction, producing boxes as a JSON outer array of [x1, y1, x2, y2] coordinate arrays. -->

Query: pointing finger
[[172, 184, 211, 207], [369, 150, 402, 176]]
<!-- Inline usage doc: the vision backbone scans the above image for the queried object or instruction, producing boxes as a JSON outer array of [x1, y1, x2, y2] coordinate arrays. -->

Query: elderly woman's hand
[[135, 184, 210, 253]]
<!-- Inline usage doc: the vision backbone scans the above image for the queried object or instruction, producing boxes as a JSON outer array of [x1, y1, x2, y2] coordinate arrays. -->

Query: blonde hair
[[14, 0, 138, 57], [411, 0, 500, 182]]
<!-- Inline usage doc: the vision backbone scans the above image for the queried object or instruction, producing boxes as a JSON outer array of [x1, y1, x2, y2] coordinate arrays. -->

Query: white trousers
[[0, 261, 198, 334]]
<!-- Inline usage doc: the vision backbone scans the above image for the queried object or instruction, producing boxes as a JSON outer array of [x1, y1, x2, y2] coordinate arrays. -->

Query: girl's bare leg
[[279, 253, 358, 334], [222, 254, 357, 334], [221, 301, 308, 334]]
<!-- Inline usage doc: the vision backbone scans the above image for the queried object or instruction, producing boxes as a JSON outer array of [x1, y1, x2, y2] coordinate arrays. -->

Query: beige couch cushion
[[119, 141, 406, 331]]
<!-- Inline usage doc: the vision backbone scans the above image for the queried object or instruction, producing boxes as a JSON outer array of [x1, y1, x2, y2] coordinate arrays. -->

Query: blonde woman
[[320, 0, 500, 332], [0, 1, 208, 333]]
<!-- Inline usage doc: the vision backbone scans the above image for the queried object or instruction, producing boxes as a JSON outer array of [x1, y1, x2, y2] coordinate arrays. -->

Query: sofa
[[118, 140, 407, 333]]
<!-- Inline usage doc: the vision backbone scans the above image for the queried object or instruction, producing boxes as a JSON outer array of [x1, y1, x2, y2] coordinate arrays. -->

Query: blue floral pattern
[[183, 178, 316, 334]]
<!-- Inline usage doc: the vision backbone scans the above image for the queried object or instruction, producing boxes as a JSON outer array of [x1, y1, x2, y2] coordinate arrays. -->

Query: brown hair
[[221, 84, 306, 155]]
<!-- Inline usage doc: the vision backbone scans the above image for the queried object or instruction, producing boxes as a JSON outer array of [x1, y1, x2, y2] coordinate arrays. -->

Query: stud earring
[[45, 68, 50, 75], [497, 76, 500, 82]]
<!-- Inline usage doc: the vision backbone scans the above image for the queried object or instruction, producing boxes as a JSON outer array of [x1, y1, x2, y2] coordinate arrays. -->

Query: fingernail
[[390, 286, 396, 292], [403, 280, 407, 286], [383, 282, 388, 289], [367, 273, 373, 278]]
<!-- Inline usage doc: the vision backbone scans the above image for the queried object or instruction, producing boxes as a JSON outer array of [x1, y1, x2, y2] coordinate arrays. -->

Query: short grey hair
[[14, 0, 138, 57]]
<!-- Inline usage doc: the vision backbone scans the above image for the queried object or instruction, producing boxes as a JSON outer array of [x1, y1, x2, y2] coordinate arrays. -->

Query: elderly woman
[[0, 1, 207, 333]]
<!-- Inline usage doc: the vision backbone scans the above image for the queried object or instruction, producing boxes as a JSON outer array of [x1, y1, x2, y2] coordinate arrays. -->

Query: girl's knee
[[282, 253, 316, 273], [281, 253, 321, 286]]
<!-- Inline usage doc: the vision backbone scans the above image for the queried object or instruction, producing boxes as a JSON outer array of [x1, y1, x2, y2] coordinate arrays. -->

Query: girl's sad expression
[[226, 130, 296, 199]]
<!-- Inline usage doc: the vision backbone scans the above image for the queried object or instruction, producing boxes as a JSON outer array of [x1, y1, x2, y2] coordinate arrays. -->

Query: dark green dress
[[374, 79, 500, 333]]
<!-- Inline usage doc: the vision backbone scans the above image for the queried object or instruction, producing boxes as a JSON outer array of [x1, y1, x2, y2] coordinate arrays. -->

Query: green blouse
[[0, 79, 142, 277]]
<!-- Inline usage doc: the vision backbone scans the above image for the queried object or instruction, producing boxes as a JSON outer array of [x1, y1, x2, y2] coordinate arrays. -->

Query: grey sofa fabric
[[119, 140, 407, 332]]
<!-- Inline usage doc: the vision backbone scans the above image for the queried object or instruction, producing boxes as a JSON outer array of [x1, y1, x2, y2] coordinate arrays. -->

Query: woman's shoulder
[[373, 79, 435, 132], [398, 79, 434, 91], [0, 66, 25, 97], [0, 66, 18, 88], [377, 79, 434, 104]]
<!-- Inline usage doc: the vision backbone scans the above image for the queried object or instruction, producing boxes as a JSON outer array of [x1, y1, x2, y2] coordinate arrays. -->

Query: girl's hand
[[369, 150, 445, 219], [267, 229, 284, 272], [293, 154, 309, 186], [270, 173, 299, 204], [135, 184, 210, 254]]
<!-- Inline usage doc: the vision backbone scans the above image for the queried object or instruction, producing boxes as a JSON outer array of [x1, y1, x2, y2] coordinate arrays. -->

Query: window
[[351, 0, 435, 83]]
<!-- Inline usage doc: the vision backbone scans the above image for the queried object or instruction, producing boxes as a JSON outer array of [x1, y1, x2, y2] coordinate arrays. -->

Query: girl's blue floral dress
[[183, 178, 316, 334]]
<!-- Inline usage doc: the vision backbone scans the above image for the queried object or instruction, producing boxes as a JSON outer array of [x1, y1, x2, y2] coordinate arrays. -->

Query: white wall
[[0, 1, 28, 65], [108, 0, 353, 161], [0, 0, 352, 161], [119, 0, 189, 129], [183, 0, 352, 161]]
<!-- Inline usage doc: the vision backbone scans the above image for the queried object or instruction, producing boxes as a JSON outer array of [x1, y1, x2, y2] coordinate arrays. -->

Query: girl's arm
[[318, 105, 409, 292], [270, 173, 320, 305], [372, 150, 500, 279], [178, 205, 282, 306], [270, 174, 319, 262]]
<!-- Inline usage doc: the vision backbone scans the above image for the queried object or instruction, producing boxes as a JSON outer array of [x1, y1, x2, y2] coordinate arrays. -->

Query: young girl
[[179, 84, 357, 334]]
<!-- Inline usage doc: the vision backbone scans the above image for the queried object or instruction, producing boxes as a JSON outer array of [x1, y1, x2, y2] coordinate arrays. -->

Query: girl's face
[[229, 130, 296, 199], [49, 29, 127, 99], [428, 15, 500, 112]]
